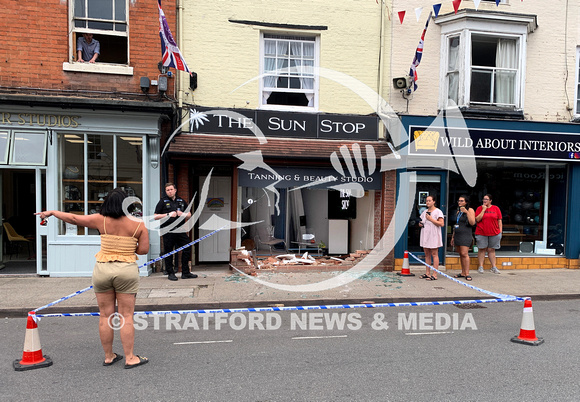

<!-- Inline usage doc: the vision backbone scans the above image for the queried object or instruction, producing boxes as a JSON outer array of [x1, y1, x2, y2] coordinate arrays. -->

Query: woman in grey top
[[451, 195, 475, 281]]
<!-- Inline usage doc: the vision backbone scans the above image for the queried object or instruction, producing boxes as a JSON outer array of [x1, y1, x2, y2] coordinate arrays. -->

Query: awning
[[167, 133, 392, 161]]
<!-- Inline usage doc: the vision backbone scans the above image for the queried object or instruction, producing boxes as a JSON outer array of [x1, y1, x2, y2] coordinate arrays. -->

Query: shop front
[[395, 115, 580, 270], [238, 165, 382, 257], [167, 107, 396, 266], [0, 103, 168, 277]]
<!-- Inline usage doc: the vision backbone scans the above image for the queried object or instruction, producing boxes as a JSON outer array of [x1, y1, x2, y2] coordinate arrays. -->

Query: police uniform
[[154, 195, 192, 276]]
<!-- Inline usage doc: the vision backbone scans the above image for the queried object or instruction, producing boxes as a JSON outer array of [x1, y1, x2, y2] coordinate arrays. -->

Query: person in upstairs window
[[77, 33, 100, 63], [154, 183, 196, 281]]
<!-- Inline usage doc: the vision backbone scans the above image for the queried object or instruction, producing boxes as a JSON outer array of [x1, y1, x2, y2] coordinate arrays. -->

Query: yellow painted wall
[[178, 0, 393, 115]]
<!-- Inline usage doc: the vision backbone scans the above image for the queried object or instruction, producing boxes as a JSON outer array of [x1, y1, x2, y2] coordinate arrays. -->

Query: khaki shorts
[[92, 261, 140, 294]]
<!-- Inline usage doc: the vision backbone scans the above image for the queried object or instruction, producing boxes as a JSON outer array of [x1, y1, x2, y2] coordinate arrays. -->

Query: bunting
[[387, 0, 516, 24]]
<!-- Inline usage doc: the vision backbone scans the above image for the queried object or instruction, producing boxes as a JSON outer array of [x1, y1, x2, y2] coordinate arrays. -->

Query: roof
[[167, 133, 393, 162]]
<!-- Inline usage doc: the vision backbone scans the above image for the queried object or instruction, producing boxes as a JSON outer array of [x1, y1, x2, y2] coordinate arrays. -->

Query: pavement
[[1, 263, 579, 317]]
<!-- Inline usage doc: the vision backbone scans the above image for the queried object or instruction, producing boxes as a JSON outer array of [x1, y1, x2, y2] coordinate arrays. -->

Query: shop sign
[[189, 107, 378, 141], [239, 167, 382, 190], [1, 112, 80, 128], [409, 126, 580, 161]]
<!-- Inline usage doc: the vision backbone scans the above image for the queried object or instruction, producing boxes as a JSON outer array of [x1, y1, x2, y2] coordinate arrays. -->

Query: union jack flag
[[158, 0, 190, 73], [408, 11, 432, 92]]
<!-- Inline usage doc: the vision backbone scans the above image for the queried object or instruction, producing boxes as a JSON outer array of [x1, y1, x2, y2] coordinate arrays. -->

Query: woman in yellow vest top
[[36, 188, 149, 369]]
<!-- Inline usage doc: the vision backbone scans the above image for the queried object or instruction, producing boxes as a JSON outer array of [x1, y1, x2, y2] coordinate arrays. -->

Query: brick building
[[0, 0, 185, 276]]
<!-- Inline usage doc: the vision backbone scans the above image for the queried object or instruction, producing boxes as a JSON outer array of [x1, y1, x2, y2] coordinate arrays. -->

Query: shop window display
[[448, 162, 566, 255], [59, 133, 144, 236]]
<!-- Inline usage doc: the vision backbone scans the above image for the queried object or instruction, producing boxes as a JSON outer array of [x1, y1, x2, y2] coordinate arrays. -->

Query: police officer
[[154, 183, 197, 281]]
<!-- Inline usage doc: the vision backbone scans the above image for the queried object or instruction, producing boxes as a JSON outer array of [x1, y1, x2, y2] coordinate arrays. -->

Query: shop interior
[[1, 169, 44, 274], [447, 161, 566, 256], [241, 186, 376, 256]]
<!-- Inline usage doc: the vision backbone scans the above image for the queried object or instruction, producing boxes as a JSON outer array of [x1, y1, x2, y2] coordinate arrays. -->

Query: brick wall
[[374, 170, 396, 269], [1, 0, 177, 98], [395, 256, 579, 271]]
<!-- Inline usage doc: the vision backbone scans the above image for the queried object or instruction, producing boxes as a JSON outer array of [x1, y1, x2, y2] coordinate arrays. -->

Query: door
[[0, 169, 41, 274], [36, 168, 47, 274], [400, 172, 447, 263], [199, 176, 231, 262]]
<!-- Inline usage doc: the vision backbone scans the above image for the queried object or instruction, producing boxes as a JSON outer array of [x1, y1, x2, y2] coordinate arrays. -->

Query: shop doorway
[[0, 169, 45, 275], [401, 172, 447, 264], [198, 176, 231, 262]]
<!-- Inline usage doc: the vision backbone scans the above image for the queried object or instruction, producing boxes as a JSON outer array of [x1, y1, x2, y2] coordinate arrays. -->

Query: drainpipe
[[377, 1, 386, 127], [177, 0, 185, 114]]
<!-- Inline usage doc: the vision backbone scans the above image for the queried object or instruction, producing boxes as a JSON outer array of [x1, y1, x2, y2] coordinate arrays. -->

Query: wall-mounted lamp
[[140, 77, 150, 93], [190, 72, 198, 91], [157, 61, 169, 74]]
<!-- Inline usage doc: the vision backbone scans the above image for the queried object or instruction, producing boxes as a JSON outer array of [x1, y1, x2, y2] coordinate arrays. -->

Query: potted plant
[[318, 241, 328, 256]]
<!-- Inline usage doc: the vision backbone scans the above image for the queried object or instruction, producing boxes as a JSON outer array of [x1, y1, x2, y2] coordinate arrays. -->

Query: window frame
[[575, 46, 580, 117], [0, 130, 11, 164], [0, 130, 48, 166], [436, 10, 536, 111], [259, 32, 320, 112], [65, 0, 132, 73], [468, 32, 521, 108], [9, 131, 48, 166], [58, 132, 145, 237]]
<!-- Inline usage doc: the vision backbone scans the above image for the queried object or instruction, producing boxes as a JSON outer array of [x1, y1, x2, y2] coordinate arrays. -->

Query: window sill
[[459, 106, 524, 120], [259, 104, 318, 113], [62, 62, 134, 76]]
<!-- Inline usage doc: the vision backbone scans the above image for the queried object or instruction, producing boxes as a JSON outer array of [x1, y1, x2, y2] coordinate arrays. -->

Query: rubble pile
[[230, 248, 371, 275]]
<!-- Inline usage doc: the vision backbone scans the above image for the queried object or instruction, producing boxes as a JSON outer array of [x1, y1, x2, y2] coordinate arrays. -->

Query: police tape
[[35, 297, 520, 318], [31, 225, 228, 314], [31, 286, 94, 314], [407, 251, 525, 302], [137, 224, 229, 270]]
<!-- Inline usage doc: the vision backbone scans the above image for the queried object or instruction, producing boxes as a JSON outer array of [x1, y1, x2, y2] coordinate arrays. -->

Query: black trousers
[[162, 232, 192, 275]]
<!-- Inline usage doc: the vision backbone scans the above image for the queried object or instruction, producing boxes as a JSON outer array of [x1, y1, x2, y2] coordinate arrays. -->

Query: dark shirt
[[154, 195, 188, 229]]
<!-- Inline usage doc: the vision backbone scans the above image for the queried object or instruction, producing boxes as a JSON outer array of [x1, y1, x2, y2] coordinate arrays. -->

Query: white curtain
[[302, 43, 314, 93], [289, 188, 305, 243], [495, 38, 517, 105], [263, 40, 277, 89], [447, 37, 460, 105]]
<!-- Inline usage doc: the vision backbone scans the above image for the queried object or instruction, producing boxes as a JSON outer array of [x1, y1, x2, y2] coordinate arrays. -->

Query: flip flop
[[124, 355, 149, 369], [426, 276, 437, 281], [103, 353, 123, 366], [466, 275, 472, 281], [419, 274, 430, 279], [454, 274, 465, 278]]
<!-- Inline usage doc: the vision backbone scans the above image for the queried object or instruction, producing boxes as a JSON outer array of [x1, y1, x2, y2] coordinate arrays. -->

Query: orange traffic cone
[[13, 313, 53, 371], [511, 299, 544, 346], [397, 251, 415, 276]]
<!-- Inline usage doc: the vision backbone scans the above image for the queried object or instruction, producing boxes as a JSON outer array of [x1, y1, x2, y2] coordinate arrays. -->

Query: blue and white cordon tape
[[408, 251, 525, 302], [31, 225, 228, 315], [36, 297, 516, 318], [32, 246, 526, 319]]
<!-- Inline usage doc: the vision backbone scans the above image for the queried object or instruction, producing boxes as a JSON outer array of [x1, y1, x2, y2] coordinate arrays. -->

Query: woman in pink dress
[[418, 195, 445, 280]]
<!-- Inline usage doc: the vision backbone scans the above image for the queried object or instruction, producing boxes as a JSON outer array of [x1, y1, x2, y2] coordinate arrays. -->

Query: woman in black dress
[[451, 195, 476, 280]]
